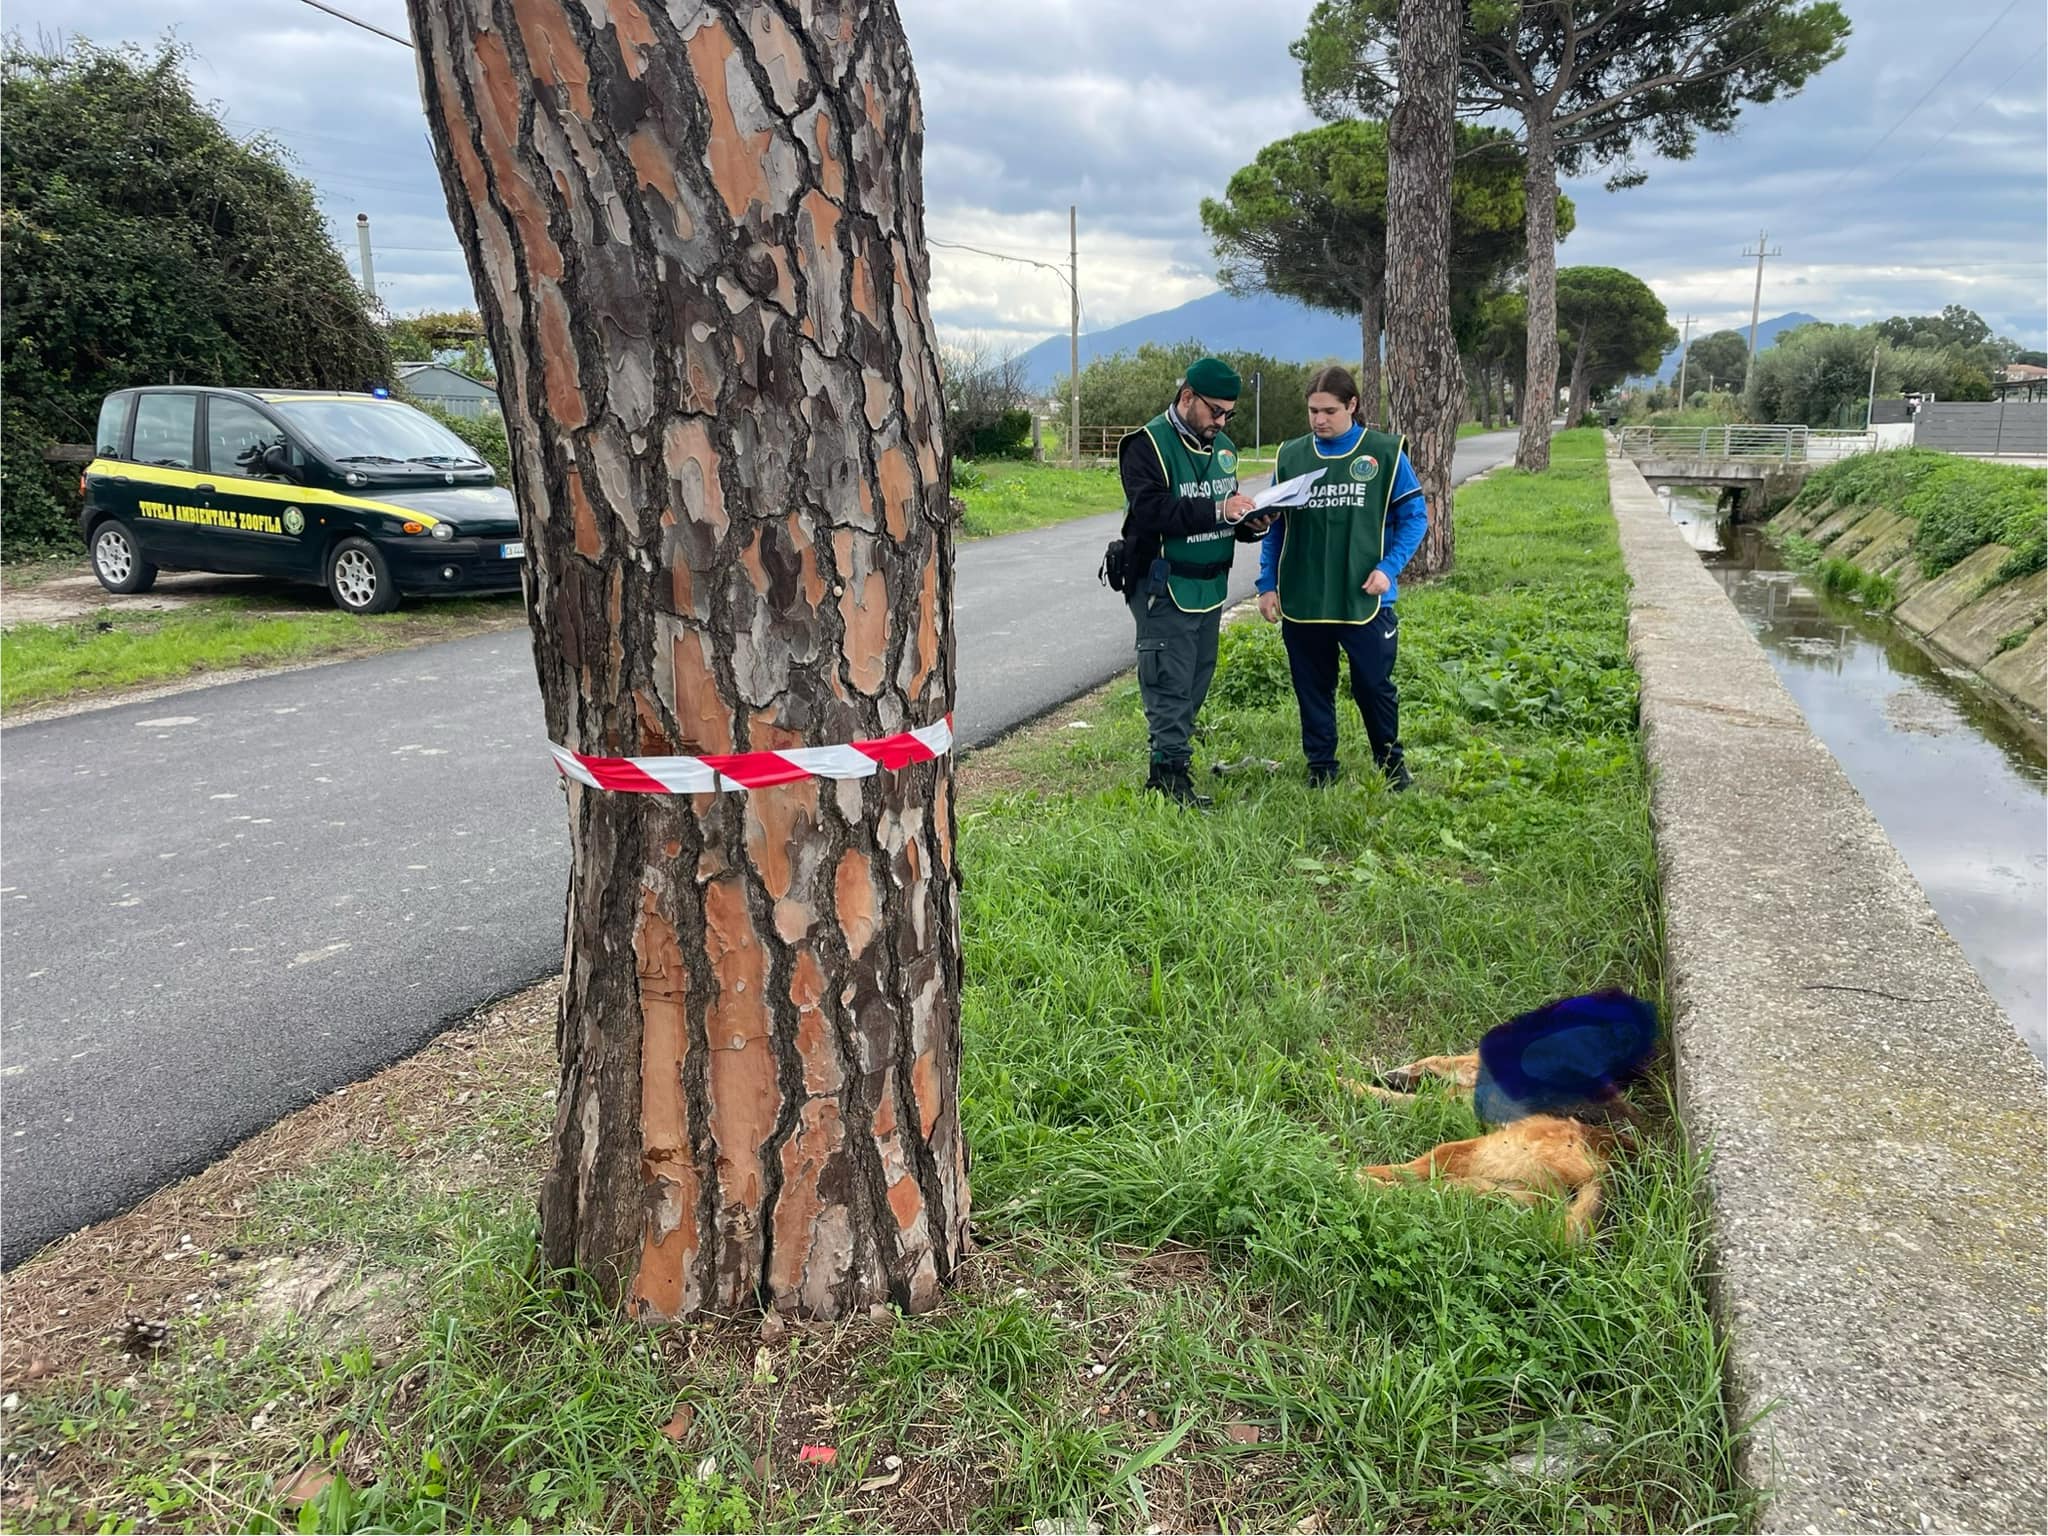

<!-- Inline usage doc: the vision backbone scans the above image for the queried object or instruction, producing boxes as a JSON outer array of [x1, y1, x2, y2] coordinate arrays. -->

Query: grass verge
[[953, 461, 1123, 539], [0, 595, 525, 712], [0, 431, 1743, 1533]]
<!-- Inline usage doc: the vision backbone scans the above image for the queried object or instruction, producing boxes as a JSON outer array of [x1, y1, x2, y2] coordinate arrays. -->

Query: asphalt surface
[[0, 430, 1520, 1263]]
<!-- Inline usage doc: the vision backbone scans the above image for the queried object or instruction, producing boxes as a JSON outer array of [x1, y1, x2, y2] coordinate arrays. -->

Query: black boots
[[1308, 752, 1410, 791], [1146, 761, 1212, 809], [1377, 747, 1413, 792]]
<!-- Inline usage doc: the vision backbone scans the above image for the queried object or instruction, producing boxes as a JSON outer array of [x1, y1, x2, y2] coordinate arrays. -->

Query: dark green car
[[81, 386, 525, 614]]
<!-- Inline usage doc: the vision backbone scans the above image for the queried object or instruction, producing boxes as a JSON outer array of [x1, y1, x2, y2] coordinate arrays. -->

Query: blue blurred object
[[1473, 991, 1659, 1124]]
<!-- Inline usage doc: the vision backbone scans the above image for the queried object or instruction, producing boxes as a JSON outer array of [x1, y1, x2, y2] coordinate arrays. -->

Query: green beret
[[1184, 356, 1241, 400]]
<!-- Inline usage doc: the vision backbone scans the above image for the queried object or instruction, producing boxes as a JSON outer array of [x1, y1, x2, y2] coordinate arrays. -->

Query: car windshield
[[267, 397, 487, 469]]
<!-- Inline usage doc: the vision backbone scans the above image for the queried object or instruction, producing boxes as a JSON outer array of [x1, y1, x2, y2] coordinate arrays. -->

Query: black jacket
[[1116, 425, 1262, 575]]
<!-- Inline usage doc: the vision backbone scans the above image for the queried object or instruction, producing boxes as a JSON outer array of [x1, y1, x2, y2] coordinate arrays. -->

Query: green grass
[[1788, 449, 2047, 581], [6, 431, 1742, 1533], [0, 594, 523, 710], [1780, 535, 1900, 611], [953, 460, 1124, 538]]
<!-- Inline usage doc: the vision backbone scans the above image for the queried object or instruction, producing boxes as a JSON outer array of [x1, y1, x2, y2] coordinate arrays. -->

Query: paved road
[[0, 431, 1519, 1263]]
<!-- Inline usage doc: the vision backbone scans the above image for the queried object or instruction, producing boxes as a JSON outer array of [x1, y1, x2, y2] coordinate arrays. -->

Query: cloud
[[9, 0, 2044, 349]]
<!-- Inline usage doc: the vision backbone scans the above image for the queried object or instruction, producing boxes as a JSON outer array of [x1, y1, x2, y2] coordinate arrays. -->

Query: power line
[[1852, 42, 2047, 208], [1794, 0, 2027, 225], [927, 234, 1089, 336], [295, 0, 413, 50], [928, 237, 1075, 295], [1678, 0, 2036, 327]]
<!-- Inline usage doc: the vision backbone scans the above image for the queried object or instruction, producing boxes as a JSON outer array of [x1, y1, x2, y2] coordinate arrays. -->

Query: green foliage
[[1907, 459, 2047, 577], [1875, 305, 1993, 354], [1679, 329, 1750, 395], [1750, 306, 2022, 425], [1748, 323, 1880, 426], [385, 308, 491, 380], [1058, 342, 1327, 443], [1556, 268, 1677, 405], [1292, 0, 1849, 184], [1199, 121, 1573, 333], [1790, 450, 2047, 581], [2, 38, 392, 556], [964, 408, 1033, 460], [1812, 555, 1897, 609]]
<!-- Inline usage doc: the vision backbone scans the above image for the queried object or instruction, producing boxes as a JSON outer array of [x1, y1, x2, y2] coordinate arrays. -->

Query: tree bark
[[1566, 341, 1590, 428], [1385, 0, 1463, 577], [1358, 284, 1384, 427], [410, 0, 968, 1320], [1515, 113, 1560, 473]]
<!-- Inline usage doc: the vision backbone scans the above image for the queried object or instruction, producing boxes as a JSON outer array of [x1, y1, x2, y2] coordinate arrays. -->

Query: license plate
[[500, 541, 525, 559]]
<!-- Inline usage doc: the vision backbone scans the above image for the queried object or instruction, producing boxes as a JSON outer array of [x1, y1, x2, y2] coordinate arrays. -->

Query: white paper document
[[1251, 468, 1325, 512]]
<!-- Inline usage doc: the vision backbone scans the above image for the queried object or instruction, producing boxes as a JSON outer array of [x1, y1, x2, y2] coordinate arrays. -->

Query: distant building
[[395, 360, 500, 419], [1992, 363, 2048, 403]]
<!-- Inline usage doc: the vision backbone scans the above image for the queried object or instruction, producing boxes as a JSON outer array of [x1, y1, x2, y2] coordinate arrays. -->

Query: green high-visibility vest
[[1272, 428, 1405, 624], [1124, 413, 1240, 612]]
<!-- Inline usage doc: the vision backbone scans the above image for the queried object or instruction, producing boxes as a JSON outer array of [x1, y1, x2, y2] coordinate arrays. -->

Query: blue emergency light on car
[[370, 386, 390, 398]]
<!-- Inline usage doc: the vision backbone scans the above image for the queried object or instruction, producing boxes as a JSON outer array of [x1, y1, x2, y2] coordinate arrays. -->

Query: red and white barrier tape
[[551, 715, 953, 794]]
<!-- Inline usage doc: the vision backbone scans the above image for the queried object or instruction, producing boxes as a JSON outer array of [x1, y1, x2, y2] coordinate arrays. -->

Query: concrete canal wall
[[1770, 493, 2046, 742], [1607, 449, 2048, 1533]]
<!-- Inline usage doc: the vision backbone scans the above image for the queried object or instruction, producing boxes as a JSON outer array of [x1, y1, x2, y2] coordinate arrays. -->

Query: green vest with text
[[1125, 413, 1240, 612], [1272, 429, 1405, 624]]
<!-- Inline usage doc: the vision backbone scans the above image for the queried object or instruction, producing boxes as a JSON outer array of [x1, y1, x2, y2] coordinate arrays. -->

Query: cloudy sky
[[12, 0, 2046, 350]]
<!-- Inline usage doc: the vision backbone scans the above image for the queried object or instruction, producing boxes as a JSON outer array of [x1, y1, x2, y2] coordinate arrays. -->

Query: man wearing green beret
[[1117, 356, 1272, 807]]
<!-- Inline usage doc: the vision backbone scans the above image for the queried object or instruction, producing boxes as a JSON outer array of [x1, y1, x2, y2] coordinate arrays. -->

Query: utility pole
[[355, 213, 377, 301], [1743, 229, 1781, 375], [1069, 205, 1080, 468], [1675, 314, 1694, 403], [1865, 342, 1881, 430]]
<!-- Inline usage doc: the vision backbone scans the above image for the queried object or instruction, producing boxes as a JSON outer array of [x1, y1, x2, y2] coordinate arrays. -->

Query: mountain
[[1652, 312, 1823, 383], [1015, 289, 1365, 391], [1019, 291, 1827, 393]]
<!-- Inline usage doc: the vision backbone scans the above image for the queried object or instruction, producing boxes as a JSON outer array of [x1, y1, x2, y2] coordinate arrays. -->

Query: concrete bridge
[[1617, 424, 1890, 487]]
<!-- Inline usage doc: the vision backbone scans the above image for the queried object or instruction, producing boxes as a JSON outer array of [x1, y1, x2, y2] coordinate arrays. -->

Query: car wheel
[[90, 520, 158, 595], [328, 537, 401, 614]]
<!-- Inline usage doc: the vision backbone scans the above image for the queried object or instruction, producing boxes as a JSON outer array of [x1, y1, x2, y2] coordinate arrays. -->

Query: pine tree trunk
[[410, 0, 968, 1320], [1482, 363, 1500, 429], [1358, 285, 1384, 427], [1385, 0, 1463, 578], [1516, 114, 1560, 473], [1566, 344, 1590, 429]]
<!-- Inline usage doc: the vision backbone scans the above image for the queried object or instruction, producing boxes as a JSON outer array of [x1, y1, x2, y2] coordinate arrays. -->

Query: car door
[[125, 391, 205, 569], [200, 396, 317, 578], [85, 392, 140, 528]]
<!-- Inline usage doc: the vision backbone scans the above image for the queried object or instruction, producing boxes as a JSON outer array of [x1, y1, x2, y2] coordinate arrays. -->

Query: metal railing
[[1615, 424, 1880, 463], [1069, 424, 1141, 459]]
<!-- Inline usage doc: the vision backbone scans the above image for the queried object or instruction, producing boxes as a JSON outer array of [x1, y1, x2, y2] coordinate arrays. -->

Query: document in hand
[[1251, 468, 1325, 513]]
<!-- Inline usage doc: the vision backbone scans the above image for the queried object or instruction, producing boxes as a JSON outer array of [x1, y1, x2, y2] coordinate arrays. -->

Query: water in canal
[[1662, 487, 2047, 1060]]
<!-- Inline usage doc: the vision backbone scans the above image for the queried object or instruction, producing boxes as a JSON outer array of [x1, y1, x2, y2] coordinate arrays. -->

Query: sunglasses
[[1195, 393, 1237, 422]]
